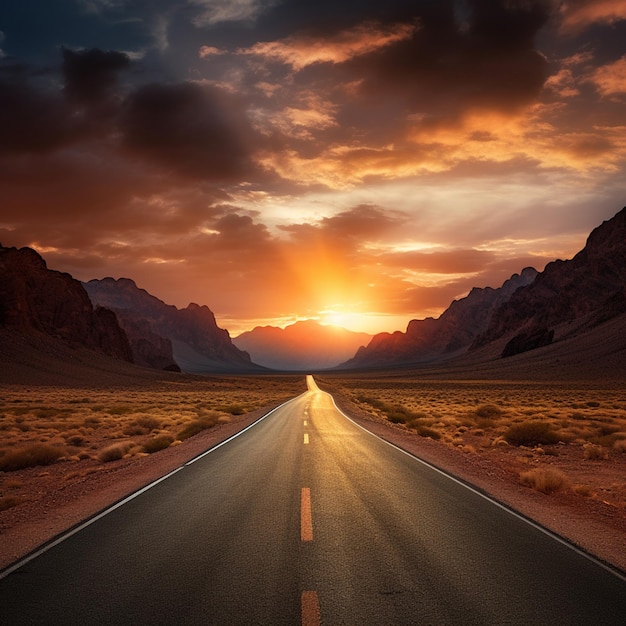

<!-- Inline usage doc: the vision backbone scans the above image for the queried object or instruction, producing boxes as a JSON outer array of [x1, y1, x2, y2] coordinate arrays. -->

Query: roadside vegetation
[[318, 375, 626, 505], [0, 375, 305, 510]]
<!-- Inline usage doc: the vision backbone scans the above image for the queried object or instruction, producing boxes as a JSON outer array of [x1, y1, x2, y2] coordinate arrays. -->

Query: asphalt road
[[1, 375, 625, 624]]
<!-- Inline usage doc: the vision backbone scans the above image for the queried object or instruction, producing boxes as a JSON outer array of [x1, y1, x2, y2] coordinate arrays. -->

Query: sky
[[0, 1, 625, 335]]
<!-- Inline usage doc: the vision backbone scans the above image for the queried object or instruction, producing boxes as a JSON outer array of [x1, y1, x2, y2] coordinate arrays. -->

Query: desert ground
[[1, 350, 625, 574]]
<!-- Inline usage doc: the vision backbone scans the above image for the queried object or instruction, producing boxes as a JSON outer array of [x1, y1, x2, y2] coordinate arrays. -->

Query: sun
[[319, 309, 367, 330]]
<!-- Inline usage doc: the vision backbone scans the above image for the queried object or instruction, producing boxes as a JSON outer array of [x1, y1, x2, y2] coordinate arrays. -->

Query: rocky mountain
[[84, 278, 258, 373], [473, 206, 626, 355], [233, 320, 372, 370], [0, 245, 132, 362], [341, 267, 538, 368]]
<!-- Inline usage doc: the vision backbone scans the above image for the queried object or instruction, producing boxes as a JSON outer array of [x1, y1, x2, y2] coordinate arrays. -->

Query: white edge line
[[0, 394, 302, 580], [184, 395, 298, 465], [321, 383, 626, 584]]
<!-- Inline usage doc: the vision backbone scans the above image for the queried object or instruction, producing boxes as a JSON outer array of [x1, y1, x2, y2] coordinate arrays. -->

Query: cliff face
[[84, 278, 254, 370], [0, 245, 132, 362], [473, 207, 626, 353], [342, 268, 537, 368]]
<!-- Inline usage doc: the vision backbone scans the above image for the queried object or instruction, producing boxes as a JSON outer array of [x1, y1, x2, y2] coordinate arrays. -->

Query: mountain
[[0, 244, 132, 363], [233, 320, 373, 370], [473, 206, 626, 355], [341, 267, 538, 368], [84, 278, 259, 373]]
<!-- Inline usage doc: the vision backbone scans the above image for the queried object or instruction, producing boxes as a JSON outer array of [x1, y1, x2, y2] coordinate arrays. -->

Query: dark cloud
[[62, 47, 130, 105], [122, 82, 255, 180], [0, 71, 80, 154], [350, 0, 552, 118]]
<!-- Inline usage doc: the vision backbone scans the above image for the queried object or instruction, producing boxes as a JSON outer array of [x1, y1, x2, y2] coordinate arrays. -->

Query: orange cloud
[[590, 56, 626, 96], [238, 21, 418, 70], [198, 46, 225, 58], [559, 0, 626, 32]]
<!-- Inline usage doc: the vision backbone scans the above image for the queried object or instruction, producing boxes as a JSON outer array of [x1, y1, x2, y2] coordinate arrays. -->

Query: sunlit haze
[[1, 1, 625, 335]]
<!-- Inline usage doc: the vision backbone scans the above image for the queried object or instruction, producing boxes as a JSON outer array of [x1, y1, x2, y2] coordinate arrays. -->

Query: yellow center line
[[301, 487, 313, 541], [303, 419, 308, 426], [301, 590, 321, 626], [304, 433, 309, 444]]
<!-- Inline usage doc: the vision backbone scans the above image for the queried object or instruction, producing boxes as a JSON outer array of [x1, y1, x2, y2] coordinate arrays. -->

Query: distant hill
[[0, 244, 133, 364], [472, 206, 626, 355], [233, 320, 372, 370], [341, 268, 537, 368], [84, 277, 260, 373], [341, 206, 626, 369]]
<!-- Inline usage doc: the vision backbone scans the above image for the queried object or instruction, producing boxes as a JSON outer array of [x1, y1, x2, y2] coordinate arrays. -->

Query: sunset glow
[[0, 1, 624, 335]]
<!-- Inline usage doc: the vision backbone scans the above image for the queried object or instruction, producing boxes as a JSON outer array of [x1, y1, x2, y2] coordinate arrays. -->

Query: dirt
[[2, 388, 626, 577]]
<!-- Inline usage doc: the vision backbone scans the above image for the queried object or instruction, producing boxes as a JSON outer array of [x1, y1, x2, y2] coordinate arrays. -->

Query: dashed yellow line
[[301, 487, 313, 542], [301, 590, 321, 626]]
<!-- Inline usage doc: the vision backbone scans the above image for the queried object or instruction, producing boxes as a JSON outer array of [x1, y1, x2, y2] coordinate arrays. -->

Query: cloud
[[190, 0, 279, 26], [559, 0, 626, 33], [590, 55, 626, 96], [62, 47, 130, 104], [238, 21, 418, 70], [351, 1, 551, 117], [121, 81, 255, 180], [382, 248, 497, 274], [199, 45, 225, 58], [0, 73, 81, 155]]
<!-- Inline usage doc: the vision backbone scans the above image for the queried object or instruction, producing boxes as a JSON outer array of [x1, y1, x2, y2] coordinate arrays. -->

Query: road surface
[[1, 375, 625, 624]]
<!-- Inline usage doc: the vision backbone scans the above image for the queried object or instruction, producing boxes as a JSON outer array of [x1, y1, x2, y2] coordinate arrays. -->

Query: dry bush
[[98, 442, 134, 463], [0, 443, 66, 471], [583, 444, 609, 460], [520, 468, 569, 494], [504, 421, 561, 447], [475, 404, 503, 419], [614, 439, 626, 453], [176, 412, 222, 440], [573, 484, 594, 497], [136, 416, 161, 431], [142, 434, 174, 454], [65, 433, 85, 446]]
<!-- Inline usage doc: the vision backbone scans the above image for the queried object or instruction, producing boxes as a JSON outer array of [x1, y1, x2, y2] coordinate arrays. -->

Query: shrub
[[583, 444, 608, 460], [65, 434, 85, 446], [475, 404, 503, 420], [142, 435, 174, 454], [504, 421, 561, 446], [98, 442, 133, 463], [614, 439, 626, 454], [136, 416, 161, 431], [176, 413, 221, 440], [412, 424, 441, 440], [520, 468, 569, 494], [573, 484, 594, 497], [217, 404, 247, 415], [0, 444, 66, 471]]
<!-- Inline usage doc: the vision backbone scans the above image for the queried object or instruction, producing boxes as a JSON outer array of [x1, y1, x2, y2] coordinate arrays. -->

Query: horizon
[[1, 1, 625, 335]]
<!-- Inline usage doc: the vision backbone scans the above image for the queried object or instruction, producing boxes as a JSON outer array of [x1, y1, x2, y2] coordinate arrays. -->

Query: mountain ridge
[[233, 319, 372, 370], [0, 244, 133, 363], [341, 267, 538, 368], [84, 277, 259, 373]]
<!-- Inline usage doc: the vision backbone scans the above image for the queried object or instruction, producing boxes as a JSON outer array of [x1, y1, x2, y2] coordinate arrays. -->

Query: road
[[1, 375, 625, 624]]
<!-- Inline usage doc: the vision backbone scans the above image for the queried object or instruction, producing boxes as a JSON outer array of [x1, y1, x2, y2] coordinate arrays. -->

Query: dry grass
[[0, 443, 67, 472], [520, 468, 569, 494], [0, 375, 305, 506], [317, 374, 626, 505]]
